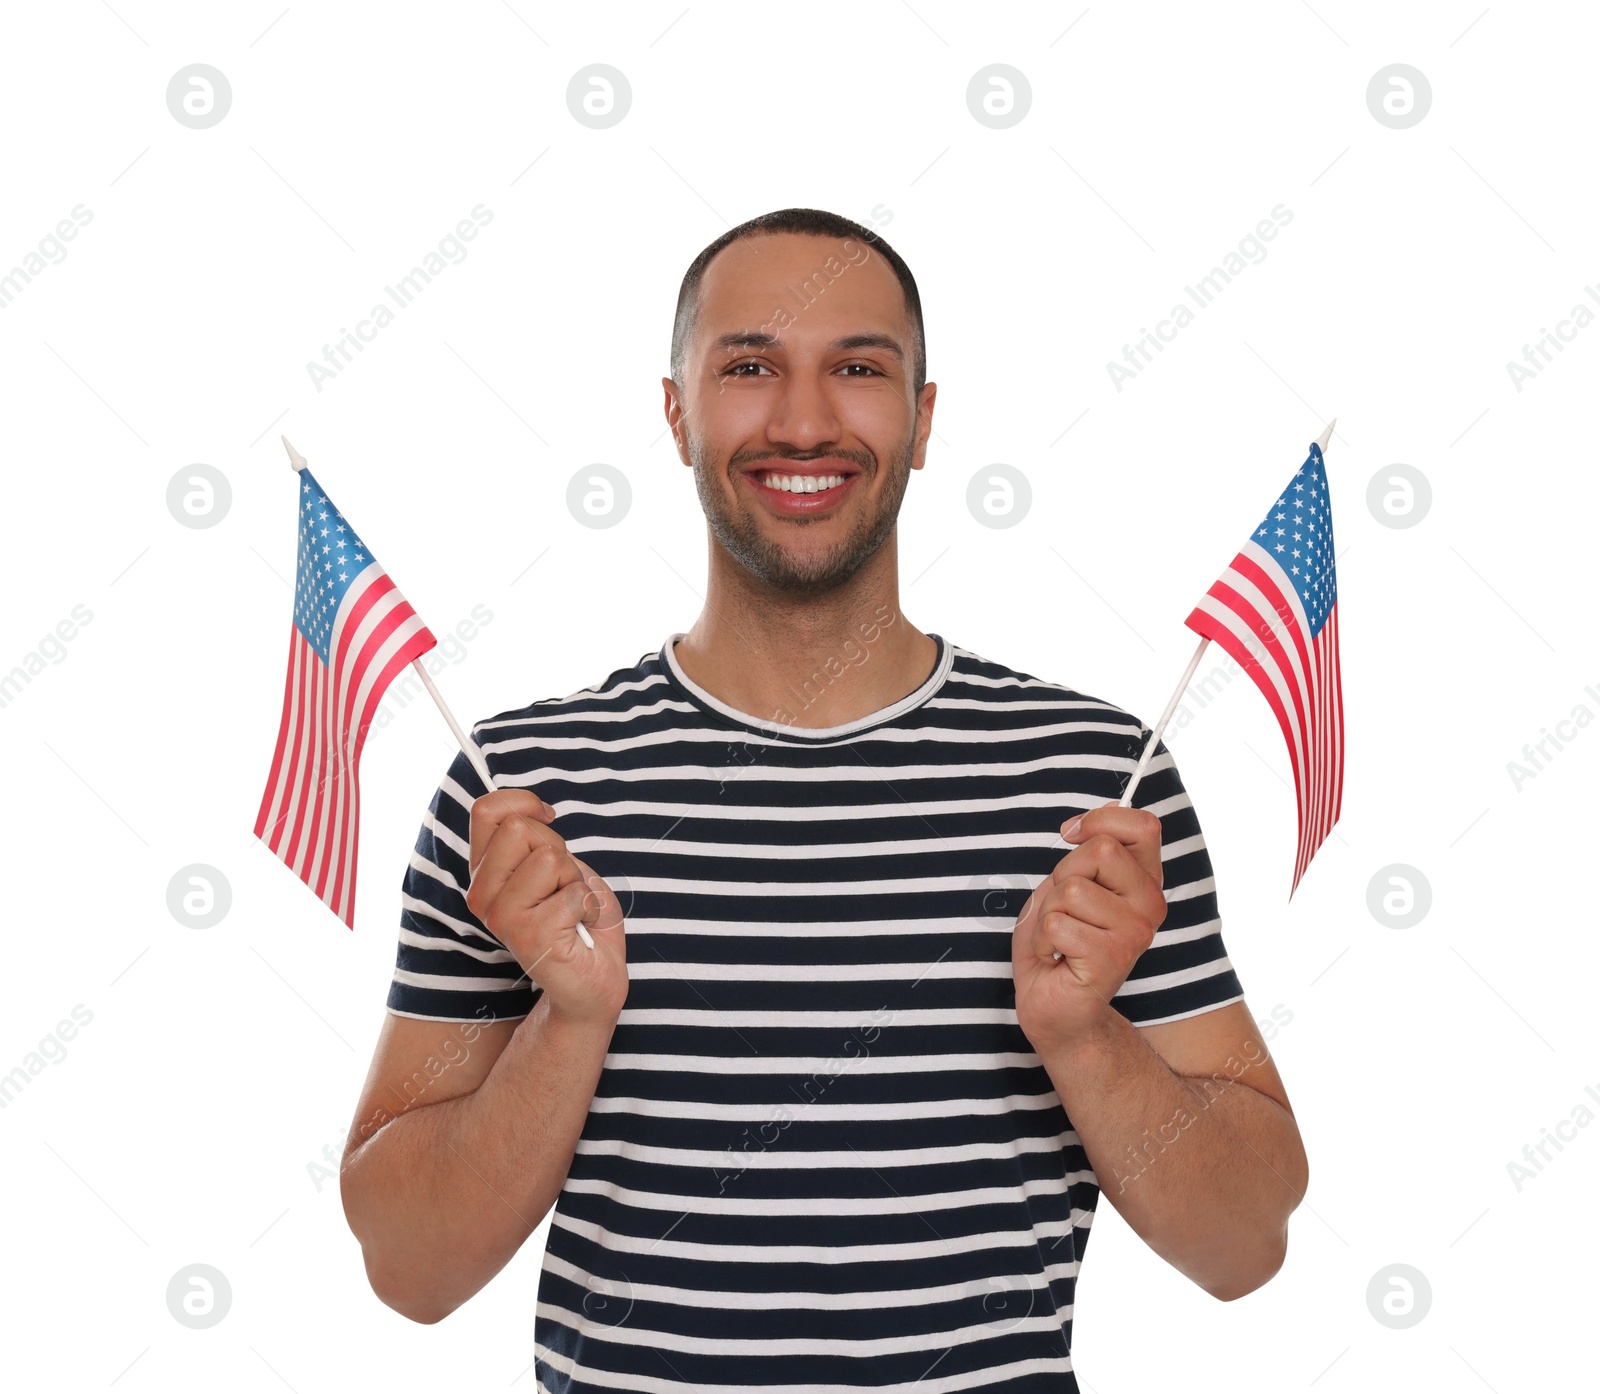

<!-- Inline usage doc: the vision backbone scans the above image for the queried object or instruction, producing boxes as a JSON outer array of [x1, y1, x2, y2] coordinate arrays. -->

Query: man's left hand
[[1011, 804, 1168, 1054]]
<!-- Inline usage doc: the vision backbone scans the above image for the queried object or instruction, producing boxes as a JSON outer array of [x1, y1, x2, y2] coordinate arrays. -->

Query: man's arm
[[1011, 803, 1308, 1302], [341, 787, 630, 1324], [1037, 997, 1307, 1301], [340, 999, 614, 1324]]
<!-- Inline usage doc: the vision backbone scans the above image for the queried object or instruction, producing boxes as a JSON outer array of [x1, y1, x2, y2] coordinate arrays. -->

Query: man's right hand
[[464, 789, 629, 1029]]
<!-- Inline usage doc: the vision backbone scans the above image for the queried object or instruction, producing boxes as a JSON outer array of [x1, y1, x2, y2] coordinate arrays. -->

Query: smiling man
[[340, 207, 1309, 1392]]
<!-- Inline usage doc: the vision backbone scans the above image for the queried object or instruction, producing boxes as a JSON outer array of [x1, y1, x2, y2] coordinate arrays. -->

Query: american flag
[[1183, 440, 1344, 896], [254, 461, 437, 927]]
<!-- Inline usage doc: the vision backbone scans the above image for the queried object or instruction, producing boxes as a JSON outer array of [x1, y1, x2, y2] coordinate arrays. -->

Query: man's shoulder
[[944, 639, 1146, 733], [472, 643, 674, 735], [943, 641, 1193, 815]]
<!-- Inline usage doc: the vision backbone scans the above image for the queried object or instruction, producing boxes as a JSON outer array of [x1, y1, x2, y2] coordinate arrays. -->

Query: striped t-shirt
[[388, 631, 1245, 1393]]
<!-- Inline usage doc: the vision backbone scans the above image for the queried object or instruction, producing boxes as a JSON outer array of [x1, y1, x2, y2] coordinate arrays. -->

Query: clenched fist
[[464, 789, 629, 1029], [1011, 804, 1168, 1054]]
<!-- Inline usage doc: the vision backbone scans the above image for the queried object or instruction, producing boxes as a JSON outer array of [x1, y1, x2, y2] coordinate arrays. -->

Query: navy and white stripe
[[388, 633, 1245, 1392]]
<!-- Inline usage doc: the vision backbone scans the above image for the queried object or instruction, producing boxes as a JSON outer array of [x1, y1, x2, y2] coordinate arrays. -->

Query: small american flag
[[254, 459, 437, 927], [1184, 440, 1344, 896]]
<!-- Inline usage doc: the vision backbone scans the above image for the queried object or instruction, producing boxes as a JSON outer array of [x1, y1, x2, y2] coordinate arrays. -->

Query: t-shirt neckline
[[660, 631, 953, 741]]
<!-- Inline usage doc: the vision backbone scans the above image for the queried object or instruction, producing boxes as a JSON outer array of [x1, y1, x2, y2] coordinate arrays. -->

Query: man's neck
[[671, 548, 937, 731]]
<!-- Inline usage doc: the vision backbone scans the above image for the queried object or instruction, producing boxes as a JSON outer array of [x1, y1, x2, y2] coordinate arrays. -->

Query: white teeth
[[761, 472, 846, 493]]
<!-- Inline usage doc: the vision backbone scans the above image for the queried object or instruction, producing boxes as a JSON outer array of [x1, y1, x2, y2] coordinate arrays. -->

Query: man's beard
[[688, 428, 916, 601]]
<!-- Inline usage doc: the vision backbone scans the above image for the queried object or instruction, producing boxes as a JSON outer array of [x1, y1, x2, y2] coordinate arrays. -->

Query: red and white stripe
[[254, 562, 436, 927], [1184, 539, 1344, 897]]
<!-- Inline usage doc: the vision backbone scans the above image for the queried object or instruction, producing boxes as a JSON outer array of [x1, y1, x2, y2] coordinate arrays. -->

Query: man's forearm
[[1037, 1006, 1308, 1300], [341, 994, 615, 1323]]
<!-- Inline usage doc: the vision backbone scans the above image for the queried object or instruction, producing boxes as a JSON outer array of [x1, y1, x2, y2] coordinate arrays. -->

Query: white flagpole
[[1115, 417, 1335, 810], [282, 436, 595, 950], [1116, 635, 1211, 808], [408, 662, 596, 951]]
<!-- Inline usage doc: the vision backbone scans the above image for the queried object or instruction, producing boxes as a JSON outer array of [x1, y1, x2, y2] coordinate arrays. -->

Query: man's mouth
[[734, 458, 865, 514], [748, 468, 856, 495]]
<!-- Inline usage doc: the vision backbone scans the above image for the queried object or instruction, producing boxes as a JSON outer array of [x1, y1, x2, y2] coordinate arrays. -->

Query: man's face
[[666, 231, 933, 600]]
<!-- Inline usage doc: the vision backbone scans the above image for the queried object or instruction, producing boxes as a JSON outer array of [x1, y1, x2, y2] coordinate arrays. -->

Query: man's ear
[[661, 377, 692, 466], [910, 380, 937, 470]]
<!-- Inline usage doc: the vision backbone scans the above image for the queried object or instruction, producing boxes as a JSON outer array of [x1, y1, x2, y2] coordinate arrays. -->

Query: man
[[340, 208, 1309, 1391]]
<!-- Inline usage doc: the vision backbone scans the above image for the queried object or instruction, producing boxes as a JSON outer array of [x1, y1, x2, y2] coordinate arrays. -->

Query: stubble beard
[[688, 427, 916, 602]]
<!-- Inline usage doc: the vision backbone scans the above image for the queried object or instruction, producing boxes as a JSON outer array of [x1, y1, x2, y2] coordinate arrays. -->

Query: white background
[[1, 2, 1593, 1389]]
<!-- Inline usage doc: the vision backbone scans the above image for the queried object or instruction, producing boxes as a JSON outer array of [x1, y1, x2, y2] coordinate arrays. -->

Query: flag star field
[[294, 476, 373, 662], [1253, 442, 1336, 636]]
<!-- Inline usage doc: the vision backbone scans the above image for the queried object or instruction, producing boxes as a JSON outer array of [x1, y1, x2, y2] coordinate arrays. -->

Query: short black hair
[[669, 207, 926, 398]]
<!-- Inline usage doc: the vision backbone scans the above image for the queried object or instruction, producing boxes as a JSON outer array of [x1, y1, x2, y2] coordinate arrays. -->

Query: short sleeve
[[1109, 738, 1245, 1027], [385, 747, 543, 1023]]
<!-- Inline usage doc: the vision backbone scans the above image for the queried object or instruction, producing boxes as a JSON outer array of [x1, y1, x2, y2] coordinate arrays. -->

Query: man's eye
[[724, 361, 884, 377]]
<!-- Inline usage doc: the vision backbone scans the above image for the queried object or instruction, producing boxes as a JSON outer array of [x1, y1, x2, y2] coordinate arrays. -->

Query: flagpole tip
[[281, 436, 308, 472], [1314, 417, 1336, 454]]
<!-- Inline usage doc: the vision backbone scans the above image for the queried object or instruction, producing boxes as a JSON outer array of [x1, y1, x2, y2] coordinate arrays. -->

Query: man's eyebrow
[[709, 330, 905, 361], [831, 333, 905, 360]]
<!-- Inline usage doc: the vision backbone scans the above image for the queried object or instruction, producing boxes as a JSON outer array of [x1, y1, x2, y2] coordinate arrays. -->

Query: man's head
[[663, 208, 934, 602]]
